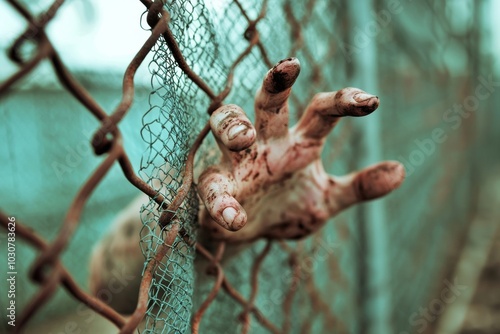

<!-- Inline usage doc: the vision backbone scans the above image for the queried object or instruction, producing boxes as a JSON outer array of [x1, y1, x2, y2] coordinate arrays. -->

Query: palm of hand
[[197, 58, 404, 243]]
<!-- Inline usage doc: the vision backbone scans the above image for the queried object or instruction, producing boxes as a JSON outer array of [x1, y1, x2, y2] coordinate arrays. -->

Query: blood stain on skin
[[270, 70, 291, 93], [207, 191, 216, 204], [259, 119, 268, 132], [262, 150, 273, 176], [353, 176, 367, 200], [241, 169, 253, 182]]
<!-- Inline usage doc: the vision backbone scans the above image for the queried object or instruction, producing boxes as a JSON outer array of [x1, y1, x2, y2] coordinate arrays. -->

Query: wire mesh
[[0, 0, 491, 333], [136, 1, 356, 332]]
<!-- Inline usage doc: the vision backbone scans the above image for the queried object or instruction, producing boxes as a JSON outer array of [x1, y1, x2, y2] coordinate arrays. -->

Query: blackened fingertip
[[264, 58, 301, 93]]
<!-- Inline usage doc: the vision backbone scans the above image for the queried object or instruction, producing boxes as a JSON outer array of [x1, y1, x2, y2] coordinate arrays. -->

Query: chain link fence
[[0, 0, 495, 333]]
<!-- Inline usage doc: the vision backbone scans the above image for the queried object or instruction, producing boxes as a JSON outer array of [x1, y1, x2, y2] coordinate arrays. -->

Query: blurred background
[[0, 0, 499, 333]]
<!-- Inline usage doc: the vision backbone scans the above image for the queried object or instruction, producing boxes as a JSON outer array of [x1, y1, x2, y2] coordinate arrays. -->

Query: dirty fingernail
[[222, 207, 238, 226], [354, 93, 376, 103], [264, 58, 301, 93], [227, 124, 248, 140]]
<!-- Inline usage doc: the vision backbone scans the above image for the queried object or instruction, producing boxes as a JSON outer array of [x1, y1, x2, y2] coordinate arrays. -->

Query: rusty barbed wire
[[0, 0, 348, 333]]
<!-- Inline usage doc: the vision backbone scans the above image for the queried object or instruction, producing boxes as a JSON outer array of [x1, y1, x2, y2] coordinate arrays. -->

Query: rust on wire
[[0, 0, 330, 332], [157, 1, 266, 228], [0, 0, 175, 331], [158, 122, 210, 228], [141, 0, 217, 100], [119, 223, 180, 334], [240, 240, 273, 334], [0, 214, 126, 330], [0, 38, 52, 96], [233, 0, 272, 67], [91, 11, 171, 155], [282, 245, 301, 333], [191, 242, 226, 334], [8, 0, 65, 64], [17, 268, 61, 332], [222, 277, 281, 334], [30, 138, 122, 284], [191, 264, 224, 333]]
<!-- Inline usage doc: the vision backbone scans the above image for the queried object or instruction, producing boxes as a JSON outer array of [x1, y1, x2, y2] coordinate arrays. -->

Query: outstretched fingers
[[254, 57, 301, 140], [294, 87, 379, 140], [331, 161, 405, 210], [197, 166, 247, 231]]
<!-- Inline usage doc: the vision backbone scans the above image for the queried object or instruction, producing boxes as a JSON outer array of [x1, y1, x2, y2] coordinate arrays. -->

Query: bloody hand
[[197, 57, 405, 243]]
